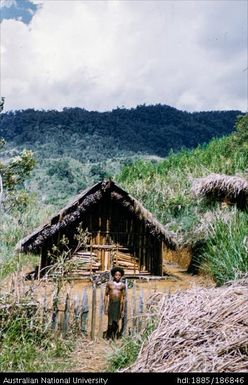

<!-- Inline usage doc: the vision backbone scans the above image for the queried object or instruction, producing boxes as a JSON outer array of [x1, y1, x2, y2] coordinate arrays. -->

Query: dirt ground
[[67, 337, 116, 372], [60, 261, 215, 372], [0, 260, 215, 372]]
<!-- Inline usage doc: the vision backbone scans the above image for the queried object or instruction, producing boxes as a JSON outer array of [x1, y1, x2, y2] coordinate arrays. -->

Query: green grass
[[108, 320, 157, 372], [0, 324, 75, 372], [107, 337, 141, 372], [200, 210, 248, 285], [116, 119, 248, 285], [0, 200, 53, 279], [0, 297, 75, 372]]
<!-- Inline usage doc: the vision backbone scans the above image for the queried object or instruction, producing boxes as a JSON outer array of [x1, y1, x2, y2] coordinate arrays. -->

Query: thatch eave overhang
[[192, 174, 248, 202], [16, 180, 176, 253]]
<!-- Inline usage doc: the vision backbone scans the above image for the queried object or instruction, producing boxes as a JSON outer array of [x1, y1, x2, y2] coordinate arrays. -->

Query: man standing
[[104, 267, 126, 339]]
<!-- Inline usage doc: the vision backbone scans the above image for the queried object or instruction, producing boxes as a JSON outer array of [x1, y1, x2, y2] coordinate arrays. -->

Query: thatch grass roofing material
[[16, 180, 176, 252], [192, 173, 248, 202], [124, 276, 248, 372]]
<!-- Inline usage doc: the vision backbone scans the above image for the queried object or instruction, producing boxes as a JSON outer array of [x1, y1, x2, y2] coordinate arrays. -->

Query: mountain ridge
[[0, 104, 242, 162], [0, 104, 243, 205]]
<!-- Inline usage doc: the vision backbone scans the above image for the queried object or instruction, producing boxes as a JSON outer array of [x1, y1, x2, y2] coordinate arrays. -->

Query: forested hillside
[[0, 105, 241, 160], [0, 105, 241, 205]]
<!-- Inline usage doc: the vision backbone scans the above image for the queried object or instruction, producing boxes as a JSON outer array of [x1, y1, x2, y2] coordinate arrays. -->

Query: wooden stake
[[98, 286, 104, 338], [51, 291, 59, 331], [81, 288, 89, 335], [90, 239, 93, 276], [90, 283, 97, 340], [138, 288, 144, 332], [74, 295, 80, 331], [63, 293, 70, 336], [122, 279, 128, 336], [132, 280, 137, 333]]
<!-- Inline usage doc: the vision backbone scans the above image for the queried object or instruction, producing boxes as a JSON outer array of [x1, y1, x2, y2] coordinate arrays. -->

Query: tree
[[234, 114, 248, 144], [0, 97, 36, 210]]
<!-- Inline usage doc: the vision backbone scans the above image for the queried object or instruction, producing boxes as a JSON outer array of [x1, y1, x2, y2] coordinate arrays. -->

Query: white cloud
[[0, 0, 17, 8], [1, 0, 247, 112]]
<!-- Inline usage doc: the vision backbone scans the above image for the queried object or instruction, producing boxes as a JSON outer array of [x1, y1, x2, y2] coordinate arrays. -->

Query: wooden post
[[100, 249, 104, 271], [63, 293, 70, 336], [106, 217, 110, 245], [144, 228, 147, 273], [90, 283, 97, 340], [138, 288, 144, 332], [81, 288, 89, 335], [74, 295, 80, 331], [128, 218, 133, 246], [116, 245, 118, 266], [161, 242, 164, 277], [98, 286, 104, 338], [104, 251, 108, 271], [98, 212, 102, 245], [122, 278, 128, 336], [138, 233, 142, 273], [90, 239, 93, 277], [132, 280, 137, 334], [51, 291, 59, 330]]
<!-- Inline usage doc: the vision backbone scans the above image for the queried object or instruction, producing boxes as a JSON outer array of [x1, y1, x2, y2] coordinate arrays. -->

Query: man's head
[[111, 266, 124, 282]]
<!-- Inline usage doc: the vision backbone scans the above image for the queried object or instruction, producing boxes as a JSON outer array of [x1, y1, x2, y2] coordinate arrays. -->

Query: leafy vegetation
[[117, 114, 248, 284], [0, 103, 247, 372], [0, 141, 35, 211], [0, 105, 241, 204]]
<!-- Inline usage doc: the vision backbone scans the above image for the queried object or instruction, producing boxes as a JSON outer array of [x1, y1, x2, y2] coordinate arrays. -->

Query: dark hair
[[111, 266, 124, 277]]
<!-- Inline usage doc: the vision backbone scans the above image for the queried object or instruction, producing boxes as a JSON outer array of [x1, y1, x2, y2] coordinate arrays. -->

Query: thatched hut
[[16, 180, 176, 277], [192, 173, 248, 210]]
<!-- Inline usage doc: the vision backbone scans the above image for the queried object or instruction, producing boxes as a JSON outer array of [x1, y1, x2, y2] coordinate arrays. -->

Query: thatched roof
[[16, 180, 176, 253], [192, 173, 248, 206]]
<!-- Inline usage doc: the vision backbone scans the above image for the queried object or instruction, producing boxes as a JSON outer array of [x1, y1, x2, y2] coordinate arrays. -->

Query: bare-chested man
[[104, 267, 126, 339]]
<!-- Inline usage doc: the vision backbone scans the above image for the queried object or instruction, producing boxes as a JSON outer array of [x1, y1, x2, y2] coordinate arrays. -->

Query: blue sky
[[0, 0, 39, 24], [0, 0, 247, 112]]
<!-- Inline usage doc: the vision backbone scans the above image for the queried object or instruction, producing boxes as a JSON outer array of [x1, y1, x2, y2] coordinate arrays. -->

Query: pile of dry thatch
[[192, 174, 248, 209], [124, 277, 248, 372]]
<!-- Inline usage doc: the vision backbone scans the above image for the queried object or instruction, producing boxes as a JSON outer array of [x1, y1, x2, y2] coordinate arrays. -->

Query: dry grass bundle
[[124, 277, 248, 372], [192, 174, 248, 209]]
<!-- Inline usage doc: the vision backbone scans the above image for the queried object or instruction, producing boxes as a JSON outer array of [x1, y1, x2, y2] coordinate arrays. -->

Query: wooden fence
[[47, 279, 146, 339], [0, 276, 147, 340]]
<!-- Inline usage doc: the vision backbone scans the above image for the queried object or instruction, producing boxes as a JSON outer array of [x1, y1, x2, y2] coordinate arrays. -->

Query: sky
[[0, 0, 247, 112]]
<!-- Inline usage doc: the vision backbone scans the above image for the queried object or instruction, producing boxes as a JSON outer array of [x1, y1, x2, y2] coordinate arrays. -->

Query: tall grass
[[0, 201, 53, 278], [201, 210, 248, 285], [0, 311, 74, 371], [116, 132, 248, 284]]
